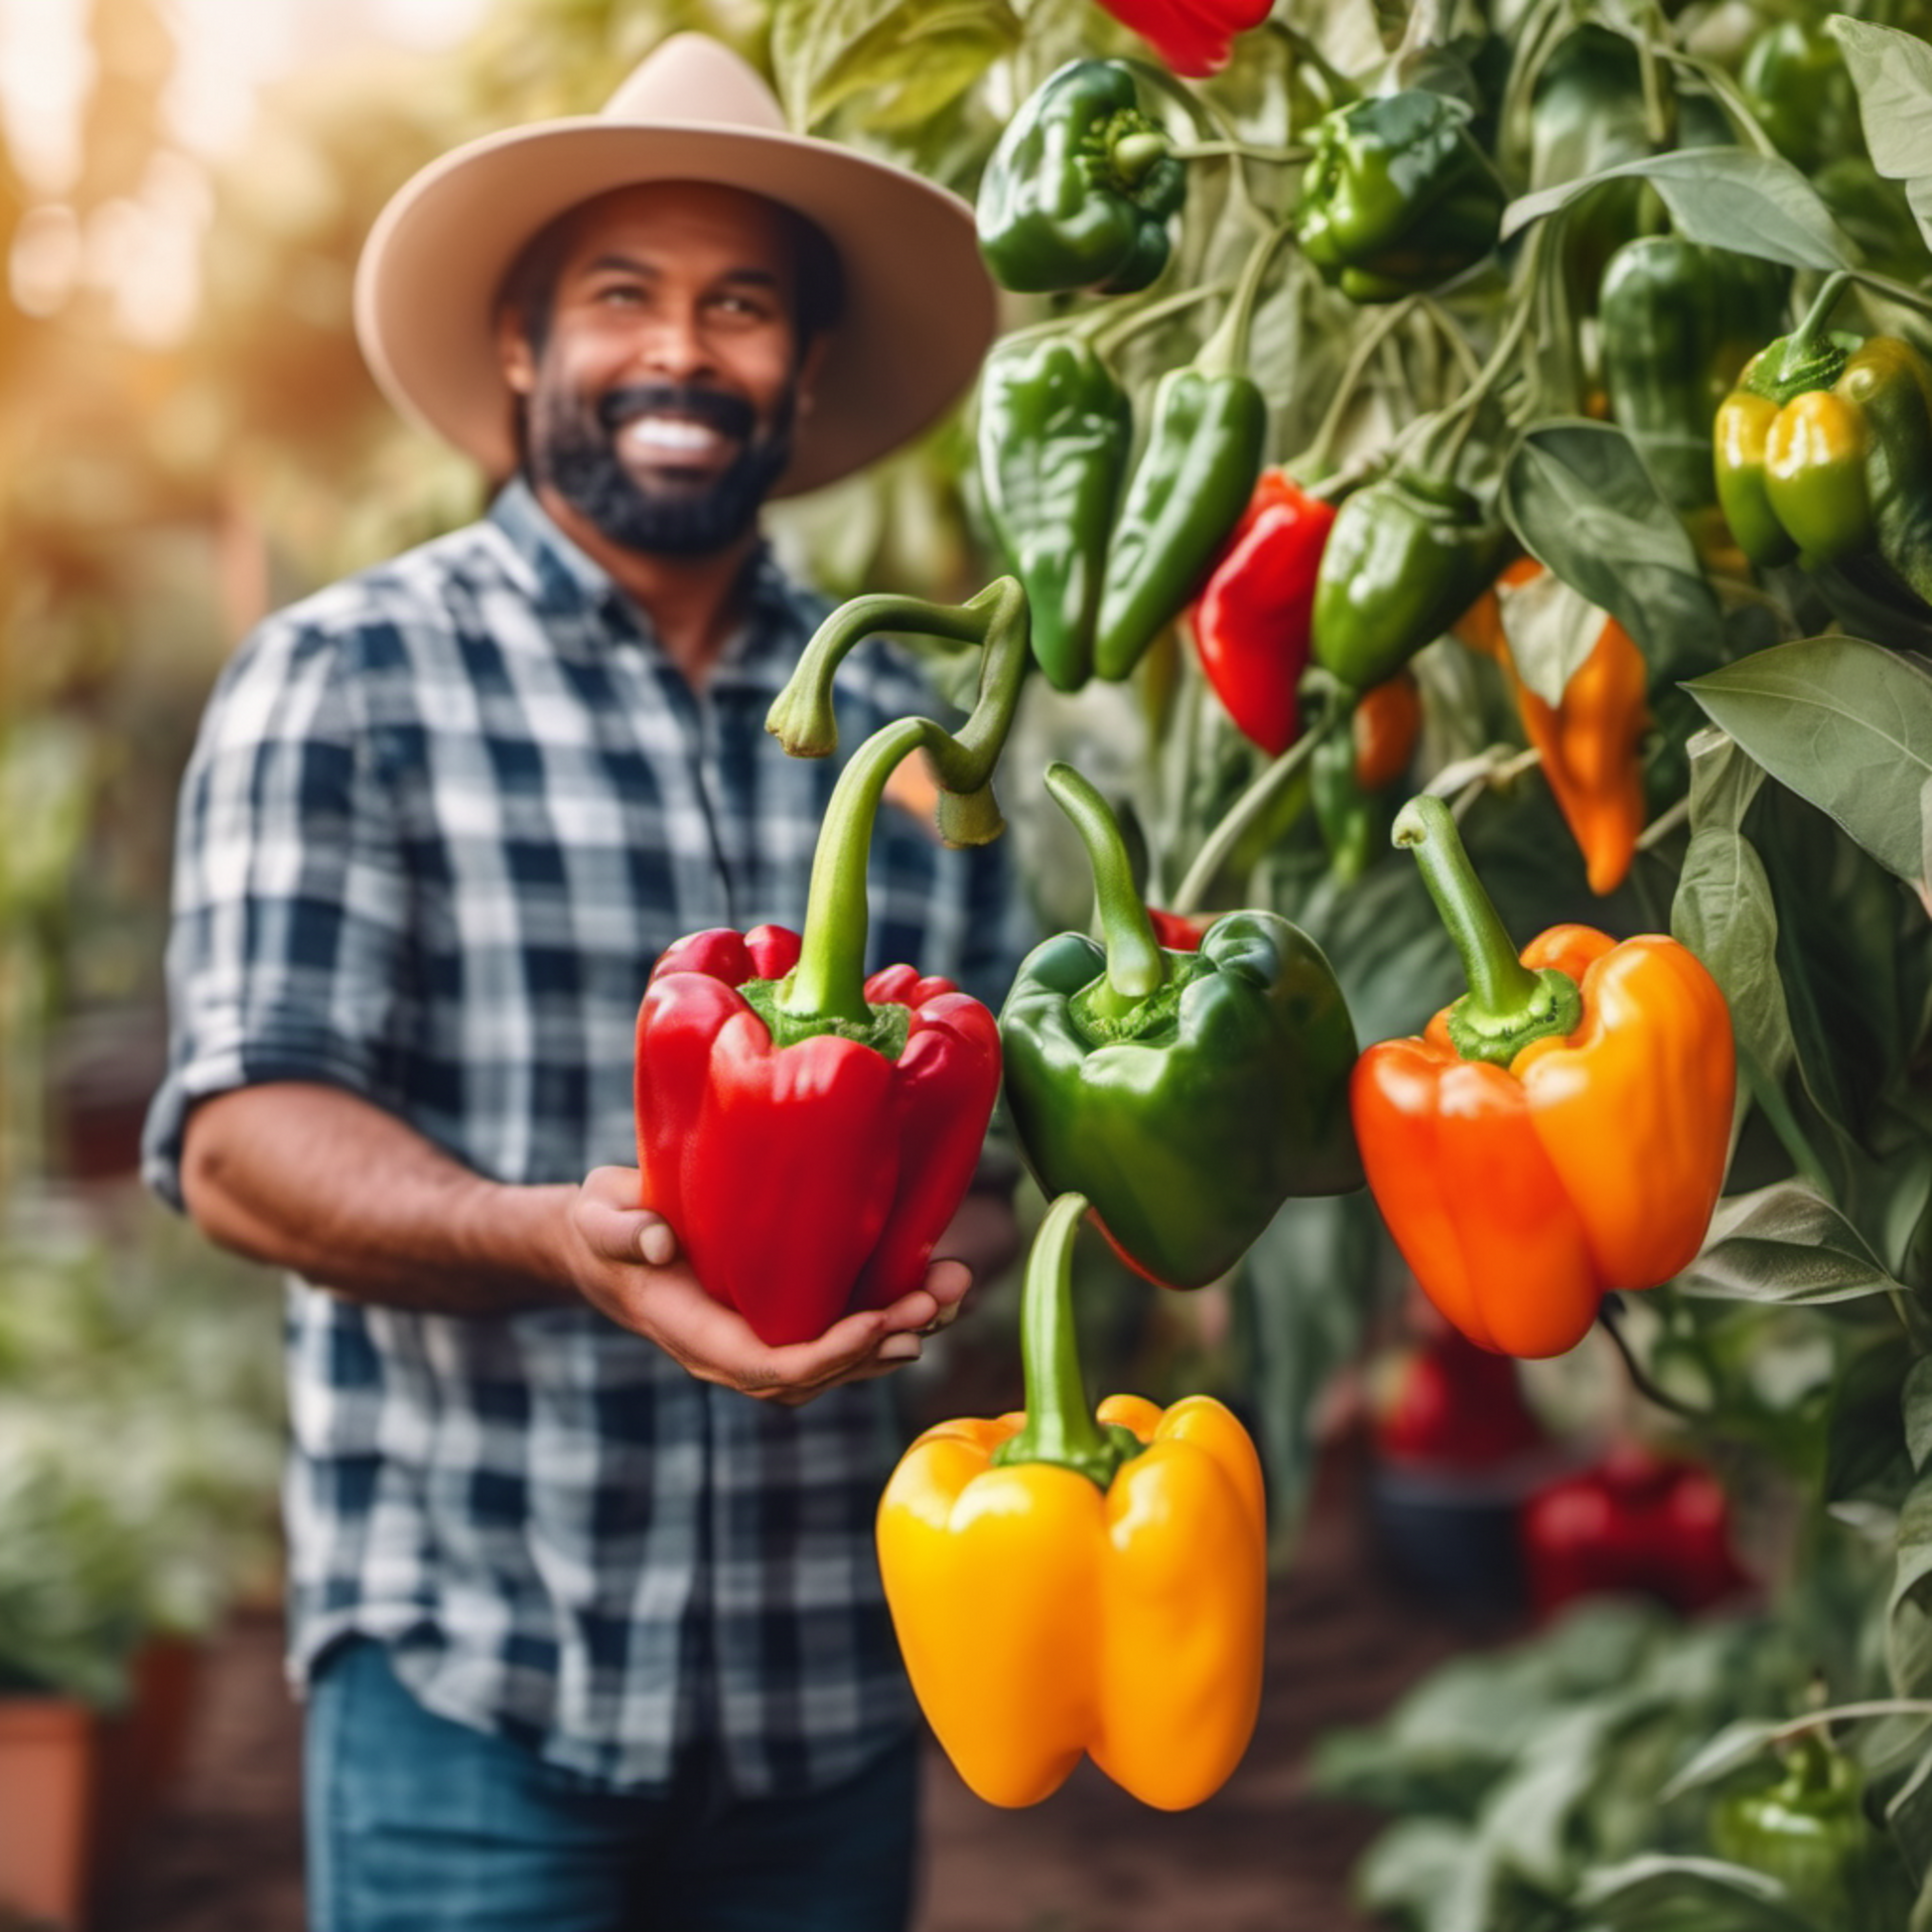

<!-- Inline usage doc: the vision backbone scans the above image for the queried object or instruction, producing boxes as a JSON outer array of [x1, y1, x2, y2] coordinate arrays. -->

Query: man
[[142, 35, 1030, 1932]]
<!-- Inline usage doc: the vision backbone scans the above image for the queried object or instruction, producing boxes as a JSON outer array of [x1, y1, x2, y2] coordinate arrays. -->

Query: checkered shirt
[[142, 479, 1035, 1795]]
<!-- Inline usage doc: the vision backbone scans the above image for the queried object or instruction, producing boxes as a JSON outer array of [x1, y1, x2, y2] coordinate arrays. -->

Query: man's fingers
[[636, 1213, 678, 1267]]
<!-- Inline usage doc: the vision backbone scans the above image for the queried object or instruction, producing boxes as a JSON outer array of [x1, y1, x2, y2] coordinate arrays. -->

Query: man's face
[[500, 182, 826, 557]]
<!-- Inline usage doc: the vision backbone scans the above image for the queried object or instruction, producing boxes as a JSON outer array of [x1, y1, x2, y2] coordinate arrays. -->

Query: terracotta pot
[[0, 1694, 97, 1928]]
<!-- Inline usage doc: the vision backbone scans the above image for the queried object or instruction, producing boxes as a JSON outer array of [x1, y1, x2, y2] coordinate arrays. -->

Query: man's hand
[[563, 1167, 972, 1406]]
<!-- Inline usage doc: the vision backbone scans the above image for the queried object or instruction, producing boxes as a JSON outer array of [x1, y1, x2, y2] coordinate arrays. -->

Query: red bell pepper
[[1187, 471, 1336, 758], [633, 581, 1030, 1348], [1094, 0, 1273, 75], [1521, 1444, 1750, 1618], [1373, 1321, 1547, 1472]]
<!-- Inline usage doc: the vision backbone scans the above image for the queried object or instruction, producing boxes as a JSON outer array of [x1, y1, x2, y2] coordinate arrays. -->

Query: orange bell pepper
[[877, 1192, 1267, 1811], [1351, 799, 1734, 1358]]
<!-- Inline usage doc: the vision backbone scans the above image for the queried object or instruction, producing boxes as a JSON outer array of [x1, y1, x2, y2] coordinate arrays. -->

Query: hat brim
[[352, 119, 997, 496]]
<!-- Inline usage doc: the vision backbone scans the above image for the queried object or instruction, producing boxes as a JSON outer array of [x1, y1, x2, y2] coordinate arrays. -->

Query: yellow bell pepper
[[877, 1191, 1268, 1811]]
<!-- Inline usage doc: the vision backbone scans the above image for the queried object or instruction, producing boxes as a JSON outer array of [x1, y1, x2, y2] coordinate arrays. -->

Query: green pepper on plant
[[1715, 276, 1932, 605], [998, 762, 1361, 1292], [1295, 90, 1506, 305], [1091, 225, 1282, 681], [1711, 1732, 1909, 1925], [976, 61, 1186, 296], [1598, 236, 1788, 514], [977, 336, 1133, 693]]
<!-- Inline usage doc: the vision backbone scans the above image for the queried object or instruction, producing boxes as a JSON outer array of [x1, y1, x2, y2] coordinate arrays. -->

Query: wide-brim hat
[[352, 34, 997, 496]]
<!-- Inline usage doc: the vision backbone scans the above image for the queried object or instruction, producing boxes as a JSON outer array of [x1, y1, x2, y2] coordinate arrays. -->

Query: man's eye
[[593, 282, 647, 306]]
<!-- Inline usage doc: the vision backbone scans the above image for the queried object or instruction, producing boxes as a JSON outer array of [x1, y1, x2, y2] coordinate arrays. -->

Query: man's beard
[[530, 380, 795, 557]]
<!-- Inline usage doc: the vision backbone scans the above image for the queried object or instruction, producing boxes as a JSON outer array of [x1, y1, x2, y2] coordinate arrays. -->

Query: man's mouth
[[616, 414, 739, 467]]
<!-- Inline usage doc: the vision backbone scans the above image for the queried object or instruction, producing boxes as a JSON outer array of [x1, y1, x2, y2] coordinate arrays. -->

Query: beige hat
[[352, 34, 997, 495]]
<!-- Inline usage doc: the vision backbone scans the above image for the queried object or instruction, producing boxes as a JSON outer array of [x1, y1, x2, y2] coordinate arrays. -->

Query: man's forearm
[[180, 1081, 579, 1315]]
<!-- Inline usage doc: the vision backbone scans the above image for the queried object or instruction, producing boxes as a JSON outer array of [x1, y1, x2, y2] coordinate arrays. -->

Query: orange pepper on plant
[[1351, 799, 1734, 1358], [1457, 560, 1649, 897], [877, 1191, 1267, 1810]]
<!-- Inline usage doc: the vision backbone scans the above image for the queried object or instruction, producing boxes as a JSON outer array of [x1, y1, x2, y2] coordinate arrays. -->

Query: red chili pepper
[[1187, 471, 1336, 758], [1520, 1444, 1750, 1618], [635, 925, 1000, 1346], [1093, 0, 1273, 75]]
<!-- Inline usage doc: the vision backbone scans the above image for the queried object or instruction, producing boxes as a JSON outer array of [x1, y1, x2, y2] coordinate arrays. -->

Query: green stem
[[1085, 277, 1234, 355], [1169, 138, 1311, 165], [766, 578, 1031, 1026], [1422, 269, 1536, 475], [1738, 1042, 1836, 1201], [1194, 220, 1297, 380], [1393, 796, 1583, 1064], [1780, 270, 1853, 381], [1295, 298, 1420, 480], [1850, 268, 1932, 324], [1261, 16, 1356, 113], [1596, 1294, 1722, 1425], [1171, 703, 1342, 913], [1044, 762, 1170, 1015], [990, 1192, 1143, 1489]]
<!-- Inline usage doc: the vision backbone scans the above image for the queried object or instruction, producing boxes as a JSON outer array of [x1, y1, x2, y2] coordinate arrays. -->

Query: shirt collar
[[486, 477, 817, 682]]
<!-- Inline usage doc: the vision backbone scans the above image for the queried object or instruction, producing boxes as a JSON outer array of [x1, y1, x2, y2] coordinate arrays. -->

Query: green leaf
[[1502, 420, 1722, 672], [1905, 1359, 1932, 1475], [1687, 726, 1767, 835], [1497, 565, 1602, 709], [1686, 638, 1932, 910], [1679, 1180, 1908, 1305], [1356, 1817, 1501, 1932], [1502, 150, 1855, 271], [1894, 1473, 1932, 1697], [1672, 826, 1793, 1086], [768, 0, 1020, 131], [1829, 19, 1932, 183], [1826, 1340, 1913, 1509], [1660, 1719, 1787, 1803], [1889, 1742, 1932, 1886], [1573, 1854, 1816, 1929]]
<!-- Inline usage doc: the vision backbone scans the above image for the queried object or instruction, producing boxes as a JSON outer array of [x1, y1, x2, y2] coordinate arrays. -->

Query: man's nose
[[632, 302, 717, 382]]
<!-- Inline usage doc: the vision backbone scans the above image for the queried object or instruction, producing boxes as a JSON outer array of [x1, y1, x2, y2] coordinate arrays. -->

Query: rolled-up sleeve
[[143, 617, 410, 1209]]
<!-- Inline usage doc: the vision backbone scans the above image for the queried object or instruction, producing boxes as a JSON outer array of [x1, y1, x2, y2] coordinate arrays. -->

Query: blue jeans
[[305, 1638, 920, 1932]]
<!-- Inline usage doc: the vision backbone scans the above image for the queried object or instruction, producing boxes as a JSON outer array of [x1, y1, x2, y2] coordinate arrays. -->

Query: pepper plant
[[756, 0, 1932, 1898]]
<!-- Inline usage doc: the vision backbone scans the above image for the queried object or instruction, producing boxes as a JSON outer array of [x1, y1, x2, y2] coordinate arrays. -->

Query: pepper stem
[[1194, 220, 1297, 380], [1394, 796, 1583, 1064], [991, 1193, 1144, 1490], [767, 578, 1032, 1028], [1784, 271, 1852, 370], [1044, 762, 1170, 1015]]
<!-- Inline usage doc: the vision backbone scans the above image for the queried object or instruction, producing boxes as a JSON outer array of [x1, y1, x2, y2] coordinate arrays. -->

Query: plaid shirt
[[143, 479, 1035, 1795]]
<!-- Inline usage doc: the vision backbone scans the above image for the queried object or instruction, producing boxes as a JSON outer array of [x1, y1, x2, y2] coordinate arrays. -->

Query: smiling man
[[142, 35, 1029, 1932]]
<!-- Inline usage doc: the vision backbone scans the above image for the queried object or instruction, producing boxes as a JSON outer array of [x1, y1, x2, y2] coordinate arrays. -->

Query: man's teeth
[[621, 416, 728, 457]]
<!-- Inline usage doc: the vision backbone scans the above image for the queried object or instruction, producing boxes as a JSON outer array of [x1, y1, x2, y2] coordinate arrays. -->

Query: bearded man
[[143, 35, 1030, 1932]]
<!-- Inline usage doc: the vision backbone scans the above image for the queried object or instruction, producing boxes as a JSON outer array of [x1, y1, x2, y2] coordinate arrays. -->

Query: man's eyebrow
[[576, 252, 783, 289]]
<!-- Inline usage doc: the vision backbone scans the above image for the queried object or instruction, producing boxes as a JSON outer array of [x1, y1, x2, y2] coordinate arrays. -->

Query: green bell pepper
[[977, 337, 1133, 693], [976, 60, 1186, 296], [1598, 236, 1788, 514], [999, 763, 1361, 1292], [1738, 18, 1865, 179], [1710, 1733, 1910, 1925], [1295, 90, 1506, 305], [1310, 468, 1507, 690]]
